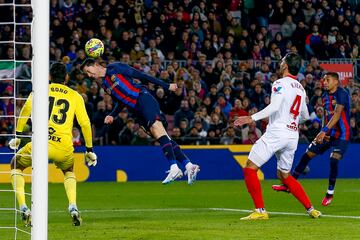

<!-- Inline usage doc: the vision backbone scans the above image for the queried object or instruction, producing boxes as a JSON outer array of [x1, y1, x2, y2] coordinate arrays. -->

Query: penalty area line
[[48, 207, 360, 220]]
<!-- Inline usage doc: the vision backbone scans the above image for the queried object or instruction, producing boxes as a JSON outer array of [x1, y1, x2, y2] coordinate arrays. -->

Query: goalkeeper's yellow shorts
[[16, 142, 74, 171]]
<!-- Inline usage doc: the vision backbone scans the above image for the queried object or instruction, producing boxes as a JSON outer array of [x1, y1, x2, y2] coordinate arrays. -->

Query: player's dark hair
[[284, 53, 302, 75], [80, 58, 97, 72], [50, 62, 67, 83], [324, 71, 339, 81]]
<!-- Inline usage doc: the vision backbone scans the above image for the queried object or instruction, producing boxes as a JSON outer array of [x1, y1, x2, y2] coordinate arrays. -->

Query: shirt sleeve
[[251, 81, 285, 121], [74, 93, 93, 148], [109, 101, 122, 117], [16, 93, 32, 133], [336, 88, 349, 107], [122, 63, 170, 90], [299, 94, 310, 123]]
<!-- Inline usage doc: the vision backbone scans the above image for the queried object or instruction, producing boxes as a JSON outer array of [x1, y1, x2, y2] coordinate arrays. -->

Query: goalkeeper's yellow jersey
[[16, 83, 93, 152]]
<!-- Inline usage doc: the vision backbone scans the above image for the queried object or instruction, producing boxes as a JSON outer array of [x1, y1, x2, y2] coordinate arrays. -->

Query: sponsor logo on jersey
[[273, 86, 282, 94], [286, 121, 298, 131], [48, 127, 61, 142]]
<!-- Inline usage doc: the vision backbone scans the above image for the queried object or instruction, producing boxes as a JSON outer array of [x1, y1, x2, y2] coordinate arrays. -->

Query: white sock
[[255, 208, 266, 213], [20, 204, 28, 211], [68, 203, 77, 212], [327, 189, 334, 195], [170, 164, 179, 170]]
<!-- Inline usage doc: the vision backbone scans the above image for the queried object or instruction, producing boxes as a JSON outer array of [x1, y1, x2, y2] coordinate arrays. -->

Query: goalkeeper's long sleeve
[[75, 95, 93, 149], [16, 93, 33, 133]]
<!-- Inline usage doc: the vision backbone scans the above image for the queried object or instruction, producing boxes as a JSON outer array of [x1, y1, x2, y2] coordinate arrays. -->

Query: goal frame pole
[[31, 0, 49, 239]]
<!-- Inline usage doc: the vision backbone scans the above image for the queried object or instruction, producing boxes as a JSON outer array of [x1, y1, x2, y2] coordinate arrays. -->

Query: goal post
[[31, 0, 49, 239]]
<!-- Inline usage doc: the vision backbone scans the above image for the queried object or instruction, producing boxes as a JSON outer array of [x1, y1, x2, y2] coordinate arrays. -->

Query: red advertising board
[[319, 63, 354, 86]]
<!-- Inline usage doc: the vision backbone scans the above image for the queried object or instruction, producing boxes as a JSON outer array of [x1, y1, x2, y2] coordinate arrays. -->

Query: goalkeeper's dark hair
[[50, 62, 67, 83], [283, 53, 302, 76], [80, 58, 97, 72]]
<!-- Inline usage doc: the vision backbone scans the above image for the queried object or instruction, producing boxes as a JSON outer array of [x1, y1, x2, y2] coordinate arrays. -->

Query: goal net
[[0, 0, 48, 239]]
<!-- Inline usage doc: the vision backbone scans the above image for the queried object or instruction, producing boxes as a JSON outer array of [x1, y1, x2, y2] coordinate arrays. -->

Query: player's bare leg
[[278, 170, 321, 218], [62, 167, 82, 226], [272, 151, 316, 193], [151, 120, 199, 184], [241, 160, 269, 220], [10, 157, 31, 226]]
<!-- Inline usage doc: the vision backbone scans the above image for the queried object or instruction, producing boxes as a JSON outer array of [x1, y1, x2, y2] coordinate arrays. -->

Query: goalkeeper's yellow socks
[[11, 169, 26, 208], [64, 171, 77, 205]]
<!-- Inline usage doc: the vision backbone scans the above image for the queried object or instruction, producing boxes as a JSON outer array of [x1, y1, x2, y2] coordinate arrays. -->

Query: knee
[[306, 151, 316, 158], [150, 120, 166, 138], [245, 160, 259, 170], [277, 170, 290, 182], [10, 157, 25, 170], [330, 152, 342, 160]]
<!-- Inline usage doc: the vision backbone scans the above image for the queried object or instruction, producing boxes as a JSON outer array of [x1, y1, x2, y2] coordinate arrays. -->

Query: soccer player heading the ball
[[81, 58, 200, 184], [9, 62, 97, 226], [234, 53, 321, 220]]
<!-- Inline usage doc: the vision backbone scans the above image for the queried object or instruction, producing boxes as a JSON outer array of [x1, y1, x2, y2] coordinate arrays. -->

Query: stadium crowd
[[0, 0, 360, 147]]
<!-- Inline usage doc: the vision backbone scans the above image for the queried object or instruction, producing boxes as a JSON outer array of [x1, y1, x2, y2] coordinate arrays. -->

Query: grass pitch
[[0, 179, 359, 240]]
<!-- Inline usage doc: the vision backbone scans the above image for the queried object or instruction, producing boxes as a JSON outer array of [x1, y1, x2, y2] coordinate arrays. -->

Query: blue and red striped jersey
[[322, 87, 351, 141], [102, 62, 170, 109]]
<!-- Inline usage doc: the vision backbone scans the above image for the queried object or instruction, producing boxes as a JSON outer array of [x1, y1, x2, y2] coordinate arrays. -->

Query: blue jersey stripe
[[114, 76, 140, 98], [102, 80, 137, 108]]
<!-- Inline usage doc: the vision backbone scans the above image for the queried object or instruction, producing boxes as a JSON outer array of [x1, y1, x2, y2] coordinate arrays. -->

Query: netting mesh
[[0, 0, 33, 239]]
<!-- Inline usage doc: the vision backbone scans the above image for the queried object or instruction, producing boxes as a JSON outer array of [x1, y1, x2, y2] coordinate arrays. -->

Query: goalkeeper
[[9, 62, 97, 227]]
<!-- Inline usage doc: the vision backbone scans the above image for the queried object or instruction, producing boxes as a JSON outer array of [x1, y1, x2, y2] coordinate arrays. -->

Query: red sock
[[243, 167, 264, 209], [283, 175, 312, 209]]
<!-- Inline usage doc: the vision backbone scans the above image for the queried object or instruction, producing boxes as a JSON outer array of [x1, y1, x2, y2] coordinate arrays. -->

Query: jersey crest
[[273, 86, 282, 94]]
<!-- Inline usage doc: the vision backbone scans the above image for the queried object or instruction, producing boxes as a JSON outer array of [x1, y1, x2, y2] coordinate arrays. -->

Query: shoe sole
[[162, 171, 183, 185], [240, 216, 269, 220], [71, 212, 82, 226], [21, 211, 32, 227]]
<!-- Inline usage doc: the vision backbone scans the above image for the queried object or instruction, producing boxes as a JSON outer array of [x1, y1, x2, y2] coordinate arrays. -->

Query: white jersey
[[252, 76, 309, 138]]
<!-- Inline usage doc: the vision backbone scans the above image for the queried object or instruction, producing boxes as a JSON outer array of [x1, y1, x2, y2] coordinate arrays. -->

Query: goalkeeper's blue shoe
[[185, 164, 200, 185], [20, 206, 31, 227], [69, 206, 82, 226], [162, 167, 183, 184]]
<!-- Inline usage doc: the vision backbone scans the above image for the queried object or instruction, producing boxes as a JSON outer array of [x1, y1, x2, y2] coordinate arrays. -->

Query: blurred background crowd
[[0, 0, 360, 147]]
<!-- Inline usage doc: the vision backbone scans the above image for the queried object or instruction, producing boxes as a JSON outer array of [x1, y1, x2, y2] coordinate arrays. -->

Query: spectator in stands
[[119, 118, 136, 145], [174, 99, 195, 127], [241, 122, 262, 144]]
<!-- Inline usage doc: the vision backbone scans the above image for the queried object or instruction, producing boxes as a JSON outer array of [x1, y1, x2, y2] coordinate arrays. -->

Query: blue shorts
[[307, 137, 349, 158], [134, 90, 167, 132]]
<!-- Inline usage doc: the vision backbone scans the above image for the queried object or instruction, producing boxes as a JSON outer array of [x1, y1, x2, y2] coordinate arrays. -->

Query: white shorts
[[248, 132, 298, 173]]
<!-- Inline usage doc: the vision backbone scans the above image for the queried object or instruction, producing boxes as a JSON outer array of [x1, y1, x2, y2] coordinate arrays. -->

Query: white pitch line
[[47, 208, 360, 220]]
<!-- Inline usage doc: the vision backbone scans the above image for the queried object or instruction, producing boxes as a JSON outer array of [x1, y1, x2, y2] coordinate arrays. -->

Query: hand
[[104, 115, 114, 124], [168, 83, 178, 92], [85, 151, 97, 167], [234, 116, 254, 127], [315, 131, 327, 144], [9, 138, 21, 150]]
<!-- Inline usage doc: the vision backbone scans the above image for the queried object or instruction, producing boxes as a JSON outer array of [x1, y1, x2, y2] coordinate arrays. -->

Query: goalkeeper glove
[[85, 147, 97, 167], [9, 137, 21, 150]]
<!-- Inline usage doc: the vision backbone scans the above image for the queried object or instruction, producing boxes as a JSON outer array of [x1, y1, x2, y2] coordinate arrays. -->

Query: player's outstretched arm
[[9, 93, 32, 149], [124, 63, 171, 90], [75, 94, 97, 166], [315, 104, 344, 144]]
